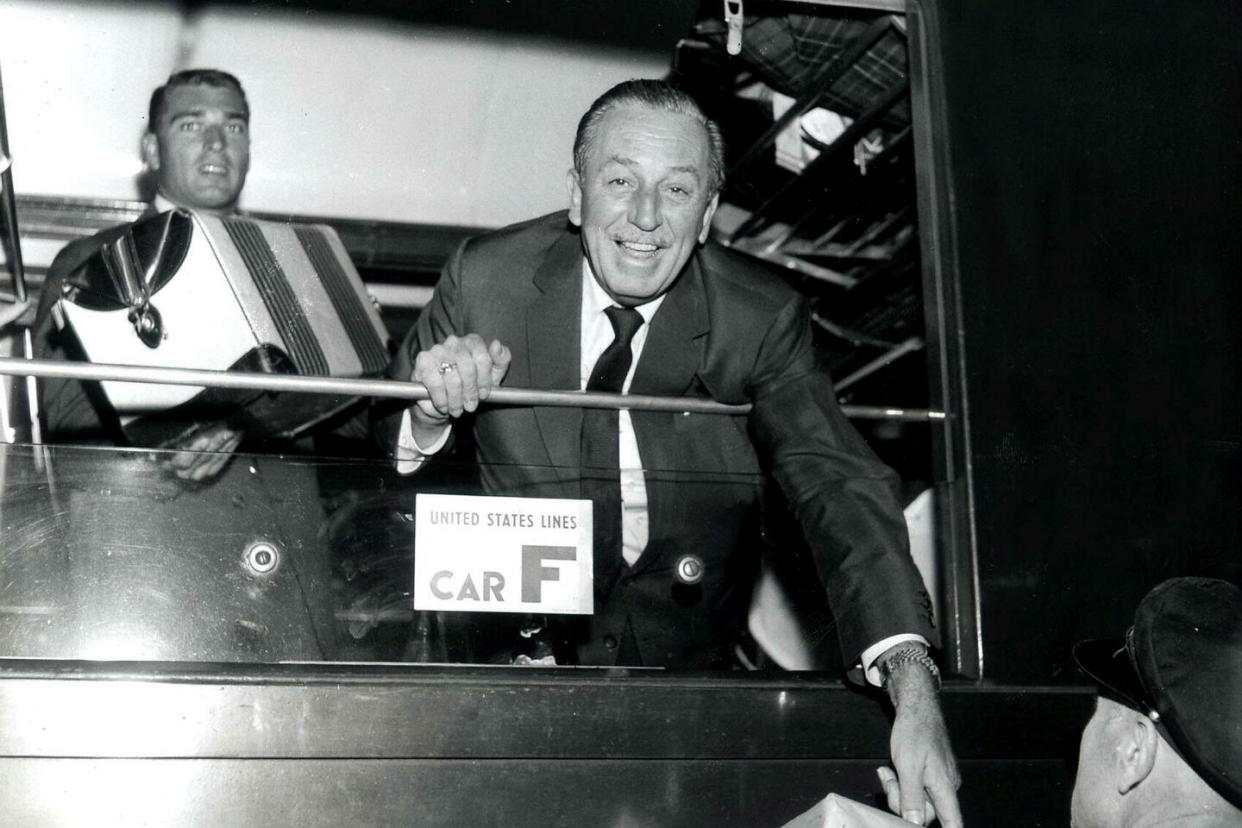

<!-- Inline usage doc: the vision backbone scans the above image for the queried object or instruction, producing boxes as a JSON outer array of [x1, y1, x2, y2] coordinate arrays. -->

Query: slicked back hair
[[572, 79, 725, 196], [148, 69, 249, 133]]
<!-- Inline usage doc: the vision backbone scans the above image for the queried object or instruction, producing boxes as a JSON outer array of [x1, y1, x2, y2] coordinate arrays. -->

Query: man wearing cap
[[1071, 577, 1242, 827]]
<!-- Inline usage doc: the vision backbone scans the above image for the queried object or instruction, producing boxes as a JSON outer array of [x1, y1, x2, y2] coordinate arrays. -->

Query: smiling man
[[566, 100, 721, 306], [388, 79, 959, 825]]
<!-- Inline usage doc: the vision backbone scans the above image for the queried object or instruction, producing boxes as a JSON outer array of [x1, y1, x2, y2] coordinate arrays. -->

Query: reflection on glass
[[0, 442, 780, 668]]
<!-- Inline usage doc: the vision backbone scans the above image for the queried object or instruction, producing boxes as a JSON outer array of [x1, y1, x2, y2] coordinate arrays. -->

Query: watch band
[[881, 646, 942, 691]]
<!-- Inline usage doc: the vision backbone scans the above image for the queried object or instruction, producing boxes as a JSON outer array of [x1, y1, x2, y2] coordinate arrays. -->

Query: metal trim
[[0, 658, 1089, 760], [907, 0, 982, 679]]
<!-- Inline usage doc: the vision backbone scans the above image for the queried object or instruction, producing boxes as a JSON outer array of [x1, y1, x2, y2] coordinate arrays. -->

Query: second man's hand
[[410, 333, 511, 442], [162, 421, 244, 482]]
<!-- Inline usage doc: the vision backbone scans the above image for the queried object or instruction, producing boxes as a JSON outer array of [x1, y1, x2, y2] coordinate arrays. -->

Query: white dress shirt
[[577, 263, 663, 566], [395, 259, 925, 683], [395, 263, 661, 569]]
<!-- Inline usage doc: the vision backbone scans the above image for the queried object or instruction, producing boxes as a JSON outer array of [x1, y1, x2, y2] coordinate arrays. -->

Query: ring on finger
[[437, 362, 456, 375]]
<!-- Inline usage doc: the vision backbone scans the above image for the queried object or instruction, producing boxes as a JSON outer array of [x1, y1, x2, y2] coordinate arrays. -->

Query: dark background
[[932, 0, 1242, 683], [191, 0, 701, 54]]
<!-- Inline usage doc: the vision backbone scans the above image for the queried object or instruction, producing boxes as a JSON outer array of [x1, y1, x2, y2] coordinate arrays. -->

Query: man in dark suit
[[390, 79, 960, 826]]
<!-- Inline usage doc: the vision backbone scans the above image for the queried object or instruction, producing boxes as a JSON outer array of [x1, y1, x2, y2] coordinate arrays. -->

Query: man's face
[[141, 83, 250, 214], [1070, 697, 1124, 828], [567, 105, 719, 306]]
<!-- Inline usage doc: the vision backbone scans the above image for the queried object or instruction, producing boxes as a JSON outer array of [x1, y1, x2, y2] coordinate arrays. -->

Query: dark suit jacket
[[389, 211, 936, 670], [33, 222, 137, 441]]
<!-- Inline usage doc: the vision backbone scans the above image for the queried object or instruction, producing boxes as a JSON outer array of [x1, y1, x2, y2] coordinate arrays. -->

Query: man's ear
[[1116, 712, 1160, 794], [566, 168, 583, 227], [141, 132, 161, 171], [697, 191, 720, 244]]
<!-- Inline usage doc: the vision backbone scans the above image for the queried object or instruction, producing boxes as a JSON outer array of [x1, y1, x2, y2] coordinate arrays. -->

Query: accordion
[[55, 209, 390, 445]]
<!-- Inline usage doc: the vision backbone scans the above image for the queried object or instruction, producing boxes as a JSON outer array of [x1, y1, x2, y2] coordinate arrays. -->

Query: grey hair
[[572, 79, 725, 195]]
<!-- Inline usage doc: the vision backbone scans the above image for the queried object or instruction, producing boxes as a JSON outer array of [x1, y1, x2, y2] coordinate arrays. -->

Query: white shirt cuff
[[859, 634, 929, 687], [394, 409, 451, 474]]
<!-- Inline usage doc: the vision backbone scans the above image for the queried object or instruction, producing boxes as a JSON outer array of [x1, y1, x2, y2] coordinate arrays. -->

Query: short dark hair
[[147, 69, 249, 133], [573, 79, 725, 195]]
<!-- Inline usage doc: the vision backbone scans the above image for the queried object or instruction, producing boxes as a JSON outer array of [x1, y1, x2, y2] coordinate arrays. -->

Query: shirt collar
[[151, 193, 240, 217], [152, 194, 178, 214], [580, 258, 665, 324]]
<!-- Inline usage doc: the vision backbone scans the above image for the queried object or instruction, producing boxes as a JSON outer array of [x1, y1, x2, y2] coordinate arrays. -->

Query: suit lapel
[[522, 242, 712, 569], [526, 231, 586, 477], [629, 256, 709, 398]]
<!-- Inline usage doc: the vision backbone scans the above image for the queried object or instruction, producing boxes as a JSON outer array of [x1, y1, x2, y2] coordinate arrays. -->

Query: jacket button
[[675, 554, 705, 585], [603, 635, 618, 650]]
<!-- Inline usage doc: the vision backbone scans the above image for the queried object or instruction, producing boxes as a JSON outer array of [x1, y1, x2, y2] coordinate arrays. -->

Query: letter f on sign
[[521, 546, 576, 603]]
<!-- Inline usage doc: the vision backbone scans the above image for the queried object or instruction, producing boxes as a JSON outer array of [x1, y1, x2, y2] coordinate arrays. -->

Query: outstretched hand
[[878, 654, 962, 826]]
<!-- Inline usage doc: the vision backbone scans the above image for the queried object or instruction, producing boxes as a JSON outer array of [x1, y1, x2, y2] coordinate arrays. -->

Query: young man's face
[[567, 104, 718, 306], [142, 83, 250, 213]]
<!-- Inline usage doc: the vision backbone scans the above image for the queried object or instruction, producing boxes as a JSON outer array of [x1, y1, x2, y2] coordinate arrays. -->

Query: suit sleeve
[[376, 240, 470, 456], [746, 295, 937, 675], [31, 241, 121, 443]]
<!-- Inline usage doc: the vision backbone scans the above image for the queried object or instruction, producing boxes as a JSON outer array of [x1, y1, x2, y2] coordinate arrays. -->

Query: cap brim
[[1072, 637, 1150, 711]]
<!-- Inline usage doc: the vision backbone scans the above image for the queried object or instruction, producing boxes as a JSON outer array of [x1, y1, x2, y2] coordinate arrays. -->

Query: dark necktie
[[581, 305, 644, 600]]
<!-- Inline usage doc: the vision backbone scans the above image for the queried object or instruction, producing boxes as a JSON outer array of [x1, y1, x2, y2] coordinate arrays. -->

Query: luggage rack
[[680, 10, 924, 400]]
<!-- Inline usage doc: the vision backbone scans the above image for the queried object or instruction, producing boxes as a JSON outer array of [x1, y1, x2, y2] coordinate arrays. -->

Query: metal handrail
[[0, 356, 945, 421]]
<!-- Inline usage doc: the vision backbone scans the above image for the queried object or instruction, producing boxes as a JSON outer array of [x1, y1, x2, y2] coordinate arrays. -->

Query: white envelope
[[782, 794, 912, 828]]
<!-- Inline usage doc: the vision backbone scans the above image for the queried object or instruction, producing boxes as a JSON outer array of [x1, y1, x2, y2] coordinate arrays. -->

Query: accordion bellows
[[57, 209, 389, 443]]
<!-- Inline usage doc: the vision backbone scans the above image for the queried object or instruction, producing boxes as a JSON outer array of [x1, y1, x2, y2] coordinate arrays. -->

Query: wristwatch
[[880, 645, 942, 690]]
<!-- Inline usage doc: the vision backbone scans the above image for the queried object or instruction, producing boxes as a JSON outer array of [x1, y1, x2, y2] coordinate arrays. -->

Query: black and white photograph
[[0, 1, 1238, 825]]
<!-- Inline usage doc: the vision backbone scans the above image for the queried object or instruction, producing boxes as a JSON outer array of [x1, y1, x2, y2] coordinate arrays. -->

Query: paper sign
[[413, 493, 594, 615]]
